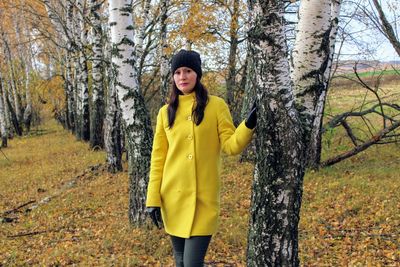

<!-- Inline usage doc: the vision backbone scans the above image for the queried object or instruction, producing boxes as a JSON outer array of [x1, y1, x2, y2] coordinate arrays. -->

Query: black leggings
[[170, 235, 212, 267]]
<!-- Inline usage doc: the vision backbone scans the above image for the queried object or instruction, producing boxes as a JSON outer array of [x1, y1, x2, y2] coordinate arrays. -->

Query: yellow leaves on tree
[[39, 75, 65, 116], [169, 0, 218, 49]]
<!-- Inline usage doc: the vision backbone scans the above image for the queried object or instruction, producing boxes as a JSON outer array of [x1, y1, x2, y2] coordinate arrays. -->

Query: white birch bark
[[291, 0, 341, 167], [104, 52, 123, 172], [73, 0, 83, 139], [66, 0, 76, 131], [73, 56, 81, 138], [291, 0, 332, 133], [77, 0, 90, 141], [159, 0, 170, 105], [246, 0, 305, 265], [1, 78, 12, 138], [0, 73, 8, 147], [308, 0, 341, 168], [11, 21, 27, 128], [22, 16, 33, 132], [4, 80, 21, 137], [23, 59, 32, 132], [108, 0, 153, 225], [42, 0, 68, 45], [103, 3, 123, 172], [1, 36, 23, 136], [89, 0, 105, 149]]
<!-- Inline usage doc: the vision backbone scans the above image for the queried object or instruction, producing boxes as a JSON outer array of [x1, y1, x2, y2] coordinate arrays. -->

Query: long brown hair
[[167, 78, 209, 128]]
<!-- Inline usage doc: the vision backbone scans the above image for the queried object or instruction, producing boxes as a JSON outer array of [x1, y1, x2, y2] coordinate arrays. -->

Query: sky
[[337, 0, 399, 62]]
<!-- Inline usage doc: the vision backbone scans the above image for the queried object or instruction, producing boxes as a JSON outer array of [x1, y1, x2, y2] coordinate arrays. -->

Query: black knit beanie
[[171, 49, 202, 79]]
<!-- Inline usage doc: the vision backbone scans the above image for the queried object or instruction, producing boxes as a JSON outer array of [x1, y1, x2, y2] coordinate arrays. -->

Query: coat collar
[[178, 91, 196, 104]]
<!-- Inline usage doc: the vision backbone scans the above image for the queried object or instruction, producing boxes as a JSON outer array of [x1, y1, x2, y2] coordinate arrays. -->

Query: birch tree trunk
[[23, 61, 32, 133], [89, 0, 105, 149], [74, 55, 82, 139], [65, 51, 75, 131], [103, 5, 123, 173], [13, 16, 33, 133], [1, 78, 12, 139], [0, 73, 8, 147], [42, 0, 74, 131], [291, 0, 341, 168], [5, 83, 22, 137], [135, 0, 152, 85], [226, 0, 240, 124], [66, 0, 76, 132], [22, 21, 34, 133], [246, 0, 305, 265], [240, 46, 256, 162], [372, 0, 400, 56], [108, 0, 153, 225], [159, 0, 170, 105], [74, 0, 83, 139], [1, 34, 23, 135], [104, 64, 123, 173], [77, 0, 91, 141]]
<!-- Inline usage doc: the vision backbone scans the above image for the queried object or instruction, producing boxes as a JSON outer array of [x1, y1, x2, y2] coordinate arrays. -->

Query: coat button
[[187, 135, 193, 140], [188, 154, 193, 160], [187, 116, 192, 121]]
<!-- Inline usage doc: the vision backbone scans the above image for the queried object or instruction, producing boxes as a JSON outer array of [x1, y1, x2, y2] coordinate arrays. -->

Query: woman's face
[[173, 67, 197, 95]]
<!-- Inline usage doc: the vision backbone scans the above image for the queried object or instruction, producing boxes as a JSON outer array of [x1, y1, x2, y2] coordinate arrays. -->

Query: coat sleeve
[[217, 99, 254, 155], [146, 108, 168, 207]]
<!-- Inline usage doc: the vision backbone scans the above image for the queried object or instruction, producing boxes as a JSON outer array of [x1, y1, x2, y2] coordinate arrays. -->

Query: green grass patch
[[342, 69, 399, 78]]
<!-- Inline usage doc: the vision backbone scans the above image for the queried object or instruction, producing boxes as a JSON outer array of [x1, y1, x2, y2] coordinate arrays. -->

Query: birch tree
[[134, 0, 152, 85], [0, 72, 8, 147], [76, 0, 90, 141], [66, 0, 76, 132], [108, 0, 153, 225], [225, 0, 243, 124], [89, 0, 105, 149], [0, 73, 12, 139], [104, 5, 123, 173], [159, 0, 170, 105], [21, 14, 34, 133], [104, 62, 123, 172], [246, 0, 341, 265], [1, 32, 23, 135], [291, 0, 341, 168]]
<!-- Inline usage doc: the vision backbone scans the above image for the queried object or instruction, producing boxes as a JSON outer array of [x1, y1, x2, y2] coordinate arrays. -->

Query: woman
[[146, 49, 256, 267]]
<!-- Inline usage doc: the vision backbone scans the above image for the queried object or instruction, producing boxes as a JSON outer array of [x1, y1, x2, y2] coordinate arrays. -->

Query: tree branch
[[321, 120, 400, 167]]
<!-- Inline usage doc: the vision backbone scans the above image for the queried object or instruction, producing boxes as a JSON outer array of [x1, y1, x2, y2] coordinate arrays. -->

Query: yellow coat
[[146, 92, 254, 238]]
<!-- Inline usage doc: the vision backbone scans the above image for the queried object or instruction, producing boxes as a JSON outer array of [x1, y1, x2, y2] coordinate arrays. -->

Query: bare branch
[[322, 120, 400, 167]]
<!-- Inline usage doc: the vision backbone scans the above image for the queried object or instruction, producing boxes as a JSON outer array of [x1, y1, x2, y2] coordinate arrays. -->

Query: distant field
[[330, 70, 399, 89], [342, 69, 399, 77]]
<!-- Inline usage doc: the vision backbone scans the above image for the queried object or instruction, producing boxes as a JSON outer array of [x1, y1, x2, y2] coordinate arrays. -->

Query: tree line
[[0, 0, 399, 265]]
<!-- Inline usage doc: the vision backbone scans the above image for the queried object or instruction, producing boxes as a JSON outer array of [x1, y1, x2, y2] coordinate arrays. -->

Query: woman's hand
[[146, 207, 163, 229], [245, 101, 257, 129]]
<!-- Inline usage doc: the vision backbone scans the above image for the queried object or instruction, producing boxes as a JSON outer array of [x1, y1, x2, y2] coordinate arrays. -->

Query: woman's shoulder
[[208, 94, 226, 105], [157, 104, 168, 117], [207, 95, 229, 111]]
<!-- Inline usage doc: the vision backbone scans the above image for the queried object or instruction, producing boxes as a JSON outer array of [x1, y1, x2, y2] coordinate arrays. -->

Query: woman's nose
[[179, 73, 186, 79]]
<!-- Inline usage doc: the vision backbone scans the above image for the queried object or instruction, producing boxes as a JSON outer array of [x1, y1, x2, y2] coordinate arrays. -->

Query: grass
[[341, 69, 399, 78], [1, 80, 399, 266]]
